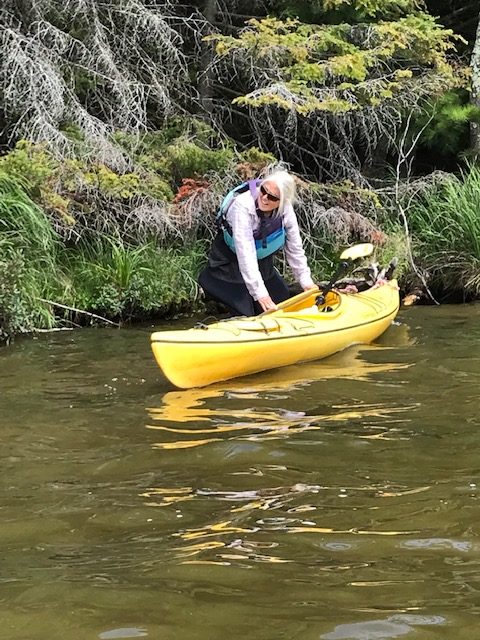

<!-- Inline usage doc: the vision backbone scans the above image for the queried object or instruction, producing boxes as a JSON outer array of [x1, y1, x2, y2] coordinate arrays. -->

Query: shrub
[[406, 165, 480, 297], [52, 240, 206, 320]]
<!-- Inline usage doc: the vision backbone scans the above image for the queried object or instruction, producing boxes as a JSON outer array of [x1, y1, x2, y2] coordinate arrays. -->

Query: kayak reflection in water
[[198, 170, 317, 316]]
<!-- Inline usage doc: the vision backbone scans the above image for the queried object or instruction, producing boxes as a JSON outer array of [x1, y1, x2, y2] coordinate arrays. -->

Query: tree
[[205, 0, 467, 180], [471, 11, 480, 154], [0, 0, 192, 165]]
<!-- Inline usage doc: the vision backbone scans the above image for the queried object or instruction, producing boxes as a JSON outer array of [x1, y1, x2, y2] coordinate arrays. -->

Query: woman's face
[[257, 180, 281, 212]]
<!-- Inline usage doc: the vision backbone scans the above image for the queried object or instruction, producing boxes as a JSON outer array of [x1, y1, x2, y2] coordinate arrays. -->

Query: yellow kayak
[[151, 279, 400, 389]]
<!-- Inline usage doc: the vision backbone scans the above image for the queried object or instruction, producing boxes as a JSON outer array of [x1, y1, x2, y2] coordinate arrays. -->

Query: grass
[[407, 164, 480, 298], [0, 169, 208, 338], [50, 240, 207, 322], [0, 172, 59, 339]]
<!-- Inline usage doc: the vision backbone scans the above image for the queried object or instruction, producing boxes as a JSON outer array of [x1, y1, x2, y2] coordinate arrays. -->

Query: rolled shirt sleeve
[[283, 204, 315, 290]]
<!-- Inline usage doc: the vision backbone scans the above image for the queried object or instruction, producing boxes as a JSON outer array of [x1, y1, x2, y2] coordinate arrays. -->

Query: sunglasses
[[259, 184, 280, 203]]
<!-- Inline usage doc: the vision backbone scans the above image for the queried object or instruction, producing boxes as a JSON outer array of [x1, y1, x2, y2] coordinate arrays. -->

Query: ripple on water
[[320, 614, 446, 639], [99, 629, 148, 639]]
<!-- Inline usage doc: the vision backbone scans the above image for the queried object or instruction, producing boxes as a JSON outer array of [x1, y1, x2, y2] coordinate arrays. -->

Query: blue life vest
[[216, 180, 286, 259]]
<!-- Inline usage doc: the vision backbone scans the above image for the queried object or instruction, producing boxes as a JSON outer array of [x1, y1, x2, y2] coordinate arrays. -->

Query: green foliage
[[322, 0, 421, 19], [0, 251, 34, 342], [373, 228, 411, 281], [54, 241, 206, 319], [113, 117, 224, 154], [0, 247, 57, 342], [83, 165, 142, 199], [408, 167, 480, 257], [276, 0, 423, 22], [0, 165, 207, 338], [239, 147, 277, 166], [112, 117, 235, 186], [0, 142, 79, 225], [407, 166, 480, 296], [0, 140, 175, 230], [306, 179, 383, 211], [164, 140, 234, 182], [0, 174, 58, 339], [0, 170, 59, 259], [208, 13, 464, 115], [0, 141, 56, 190], [415, 90, 480, 156], [78, 164, 171, 202]]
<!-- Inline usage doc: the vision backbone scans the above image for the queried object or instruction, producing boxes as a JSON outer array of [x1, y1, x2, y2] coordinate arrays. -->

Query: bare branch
[[0, 1, 194, 164], [38, 298, 120, 325], [393, 112, 440, 304]]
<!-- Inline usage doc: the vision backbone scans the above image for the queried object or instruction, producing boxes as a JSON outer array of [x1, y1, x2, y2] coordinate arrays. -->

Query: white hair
[[261, 170, 296, 216]]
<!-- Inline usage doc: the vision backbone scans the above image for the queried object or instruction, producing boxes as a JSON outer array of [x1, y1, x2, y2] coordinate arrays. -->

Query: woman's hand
[[303, 284, 318, 291], [257, 295, 278, 312]]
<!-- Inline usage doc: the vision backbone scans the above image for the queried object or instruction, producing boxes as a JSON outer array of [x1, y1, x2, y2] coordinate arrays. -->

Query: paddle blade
[[340, 243, 374, 261]]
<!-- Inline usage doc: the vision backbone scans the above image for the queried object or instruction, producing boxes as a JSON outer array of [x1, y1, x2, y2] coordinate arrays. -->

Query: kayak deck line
[[151, 307, 399, 346]]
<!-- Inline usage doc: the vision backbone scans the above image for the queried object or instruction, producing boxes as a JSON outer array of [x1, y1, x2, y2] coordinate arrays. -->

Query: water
[[1, 304, 479, 639]]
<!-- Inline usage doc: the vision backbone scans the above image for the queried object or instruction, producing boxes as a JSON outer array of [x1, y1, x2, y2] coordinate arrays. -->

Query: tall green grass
[[0, 171, 58, 256], [51, 240, 207, 321], [407, 165, 480, 298], [0, 172, 58, 339], [0, 170, 207, 340]]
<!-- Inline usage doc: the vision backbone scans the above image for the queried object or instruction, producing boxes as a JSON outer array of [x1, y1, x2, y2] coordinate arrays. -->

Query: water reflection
[[142, 336, 424, 566], [99, 629, 148, 639], [146, 400, 411, 450], [146, 343, 414, 451]]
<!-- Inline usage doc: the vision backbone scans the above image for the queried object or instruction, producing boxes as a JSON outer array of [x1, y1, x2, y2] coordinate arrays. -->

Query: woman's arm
[[283, 205, 315, 290]]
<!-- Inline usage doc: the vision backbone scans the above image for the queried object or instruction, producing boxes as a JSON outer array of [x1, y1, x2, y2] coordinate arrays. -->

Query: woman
[[198, 170, 316, 316]]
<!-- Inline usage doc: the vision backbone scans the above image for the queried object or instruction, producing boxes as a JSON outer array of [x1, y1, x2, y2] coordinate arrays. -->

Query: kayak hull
[[151, 281, 400, 389]]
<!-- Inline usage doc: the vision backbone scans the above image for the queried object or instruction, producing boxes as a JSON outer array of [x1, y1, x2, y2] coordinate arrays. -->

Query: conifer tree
[[205, 0, 466, 179], [0, 0, 190, 164]]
